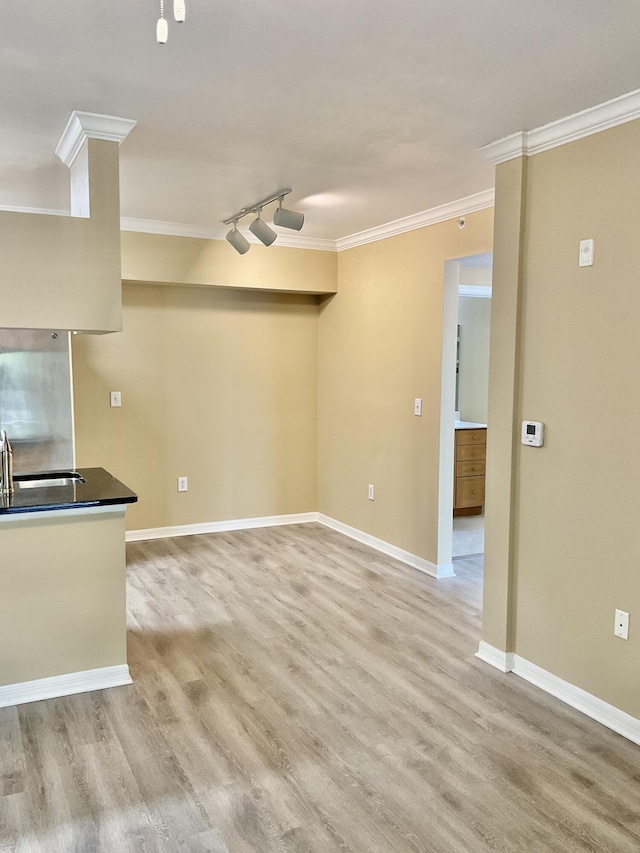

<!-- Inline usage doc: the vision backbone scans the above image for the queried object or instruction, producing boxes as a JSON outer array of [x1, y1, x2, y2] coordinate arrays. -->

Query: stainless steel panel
[[0, 330, 74, 473]]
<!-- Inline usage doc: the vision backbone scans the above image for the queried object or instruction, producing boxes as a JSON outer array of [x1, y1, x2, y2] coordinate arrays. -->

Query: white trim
[[481, 88, 640, 164], [55, 111, 137, 168], [0, 665, 131, 709], [120, 217, 337, 251], [0, 204, 69, 218], [335, 189, 495, 251], [127, 512, 453, 580], [475, 641, 515, 673], [318, 514, 454, 579], [512, 655, 640, 748], [126, 512, 318, 542], [0, 207, 334, 250], [0, 504, 127, 524], [476, 644, 640, 747], [0, 192, 496, 254], [479, 131, 527, 166]]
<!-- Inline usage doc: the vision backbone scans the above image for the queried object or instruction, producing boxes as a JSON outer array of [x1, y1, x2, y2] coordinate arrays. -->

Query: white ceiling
[[1, 1, 639, 241]]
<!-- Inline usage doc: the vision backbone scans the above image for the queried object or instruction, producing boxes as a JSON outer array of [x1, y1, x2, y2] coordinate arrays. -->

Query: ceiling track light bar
[[222, 189, 292, 226], [223, 189, 304, 254]]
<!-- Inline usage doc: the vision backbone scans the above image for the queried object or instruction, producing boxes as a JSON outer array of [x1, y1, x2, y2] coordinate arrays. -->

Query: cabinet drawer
[[455, 476, 485, 508], [456, 459, 486, 478], [457, 444, 486, 462], [456, 429, 487, 446]]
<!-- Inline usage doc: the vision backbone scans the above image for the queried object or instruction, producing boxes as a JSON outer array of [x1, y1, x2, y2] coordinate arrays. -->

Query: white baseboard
[[0, 664, 132, 709], [512, 655, 640, 747], [128, 512, 453, 579], [476, 641, 515, 673], [126, 512, 318, 542], [318, 514, 454, 579], [476, 642, 640, 747]]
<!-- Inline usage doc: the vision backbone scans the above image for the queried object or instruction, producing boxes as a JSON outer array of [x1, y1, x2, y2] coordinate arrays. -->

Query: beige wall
[[457, 295, 491, 424], [73, 283, 319, 531], [317, 209, 494, 565], [0, 140, 123, 332], [121, 231, 337, 295], [0, 510, 126, 685], [484, 120, 640, 717]]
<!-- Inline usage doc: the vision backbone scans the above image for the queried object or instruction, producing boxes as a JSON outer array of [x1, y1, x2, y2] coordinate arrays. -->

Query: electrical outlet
[[614, 609, 629, 640], [177, 477, 188, 492], [368, 484, 375, 501], [110, 391, 121, 408], [414, 398, 422, 416]]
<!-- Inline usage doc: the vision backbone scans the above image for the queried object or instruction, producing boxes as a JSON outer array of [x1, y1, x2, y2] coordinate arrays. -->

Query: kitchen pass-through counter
[[0, 467, 137, 708]]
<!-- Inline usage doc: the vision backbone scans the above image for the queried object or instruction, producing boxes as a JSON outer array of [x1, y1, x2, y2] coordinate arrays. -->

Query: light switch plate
[[414, 398, 422, 416], [110, 391, 121, 407], [579, 239, 594, 267]]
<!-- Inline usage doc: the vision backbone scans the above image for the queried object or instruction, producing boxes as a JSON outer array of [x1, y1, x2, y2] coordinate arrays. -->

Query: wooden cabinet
[[454, 428, 486, 516]]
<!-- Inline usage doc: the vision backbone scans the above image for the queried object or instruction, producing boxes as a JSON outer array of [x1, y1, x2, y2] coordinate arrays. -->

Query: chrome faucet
[[0, 430, 14, 496]]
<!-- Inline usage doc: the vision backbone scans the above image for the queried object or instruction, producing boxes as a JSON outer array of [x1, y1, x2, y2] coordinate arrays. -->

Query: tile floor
[[452, 512, 484, 559]]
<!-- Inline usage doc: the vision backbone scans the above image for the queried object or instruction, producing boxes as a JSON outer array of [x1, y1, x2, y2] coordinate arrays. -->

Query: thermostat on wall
[[522, 420, 544, 447]]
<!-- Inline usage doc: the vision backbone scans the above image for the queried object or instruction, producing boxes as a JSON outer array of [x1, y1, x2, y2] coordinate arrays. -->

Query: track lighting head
[[273, 200, 304, 231], [226, 223, 250, 255], [156, 0, 185, 42], [156, 16, 168, 43], [249, 211, 278, 247]]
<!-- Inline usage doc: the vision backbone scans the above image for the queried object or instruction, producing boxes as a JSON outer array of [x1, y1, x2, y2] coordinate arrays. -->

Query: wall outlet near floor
[[110, 391, 121, 408], [368, 484, 375, 501], [614, 609, 629, 640], [177, 477, 188, 493]]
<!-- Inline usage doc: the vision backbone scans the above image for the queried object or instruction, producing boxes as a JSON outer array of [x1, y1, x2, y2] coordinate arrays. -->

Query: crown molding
[[0, 204, 69, 217], [335, 188, 495, 252], [481, 88, 640, 165], [55, 111, 137, 168], [120, 217, 337, 251], [0, 199, 495, 254], [479, 131, 527, 166]]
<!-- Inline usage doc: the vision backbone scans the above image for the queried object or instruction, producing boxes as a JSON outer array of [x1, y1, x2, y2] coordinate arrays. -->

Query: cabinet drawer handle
[[471, 490, 477, 494]]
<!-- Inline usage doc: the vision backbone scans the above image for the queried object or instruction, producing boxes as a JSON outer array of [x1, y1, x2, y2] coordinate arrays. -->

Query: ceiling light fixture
[[273, 198, 305, 231], [222, 189, 304, 255], [157, 0, 186, 43], [225, 222, 250, 255], [249, 209, 277, 246]]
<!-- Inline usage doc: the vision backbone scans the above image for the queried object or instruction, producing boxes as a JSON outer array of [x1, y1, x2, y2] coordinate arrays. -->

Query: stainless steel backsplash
[[0, 330, 74, 474]]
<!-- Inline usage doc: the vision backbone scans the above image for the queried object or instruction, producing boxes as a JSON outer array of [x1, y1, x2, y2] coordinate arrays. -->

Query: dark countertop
[[0, 467, 137, 516]]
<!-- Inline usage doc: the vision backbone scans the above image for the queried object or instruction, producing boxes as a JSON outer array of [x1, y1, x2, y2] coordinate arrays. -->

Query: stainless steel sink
[[13, 471, 86, 490]]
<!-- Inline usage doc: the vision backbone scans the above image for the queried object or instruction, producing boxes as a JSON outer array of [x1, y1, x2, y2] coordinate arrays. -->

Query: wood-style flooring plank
[[1, 523, 639, 851]]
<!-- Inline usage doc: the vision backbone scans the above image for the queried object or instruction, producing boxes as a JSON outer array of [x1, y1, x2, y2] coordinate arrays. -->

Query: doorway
[[437, 253, 492, 572]]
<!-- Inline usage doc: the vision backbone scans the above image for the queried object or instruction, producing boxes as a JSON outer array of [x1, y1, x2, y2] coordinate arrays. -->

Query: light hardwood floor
[[1, 523, 640, 851]]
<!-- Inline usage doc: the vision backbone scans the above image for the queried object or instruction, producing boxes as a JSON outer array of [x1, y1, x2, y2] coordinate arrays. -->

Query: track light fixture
[[222, 189, 304, 255], [225, 222, 250, 255], [273, 198, 305, 231], [157, 0, 186, 43], [249, 210, 278, 246]]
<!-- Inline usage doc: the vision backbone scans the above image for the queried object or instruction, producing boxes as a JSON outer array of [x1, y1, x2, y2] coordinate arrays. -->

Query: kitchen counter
[[0, 467, 136, 707], [455, 420, 488, 430], [0, 467, 137, 516]]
